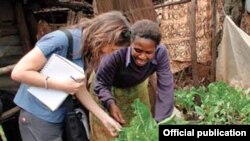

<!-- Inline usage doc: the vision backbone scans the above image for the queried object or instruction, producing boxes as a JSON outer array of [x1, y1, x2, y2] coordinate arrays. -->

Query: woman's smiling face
[[131, 36, 156, 67]]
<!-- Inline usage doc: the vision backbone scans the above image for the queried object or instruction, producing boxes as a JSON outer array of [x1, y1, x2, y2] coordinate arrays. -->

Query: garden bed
[[113, 81, 250, 141]]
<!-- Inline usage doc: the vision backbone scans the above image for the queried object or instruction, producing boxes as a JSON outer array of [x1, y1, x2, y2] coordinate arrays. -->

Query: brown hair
[[78, 11, 131, 76], [36, 20, 52, 40]]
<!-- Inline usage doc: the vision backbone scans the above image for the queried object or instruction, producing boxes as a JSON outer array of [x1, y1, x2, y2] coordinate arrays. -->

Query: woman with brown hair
[[11, 11, 131, 141]]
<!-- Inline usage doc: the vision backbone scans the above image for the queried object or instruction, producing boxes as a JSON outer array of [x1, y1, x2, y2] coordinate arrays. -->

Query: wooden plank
[[0, 45, 23, 57], [0, 26, 18, 37], [33, 7, 69, 14], [42, 0, 93, 14], [0, 0, 14, 24], [190, 0, 198, 87], [0, 36, 21, 46], [0, 55, 22, 67]]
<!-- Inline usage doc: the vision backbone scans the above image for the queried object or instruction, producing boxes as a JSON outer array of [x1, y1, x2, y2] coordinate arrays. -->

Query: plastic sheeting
[[246, 0, 250, 13], [216, 16, 250, 89]]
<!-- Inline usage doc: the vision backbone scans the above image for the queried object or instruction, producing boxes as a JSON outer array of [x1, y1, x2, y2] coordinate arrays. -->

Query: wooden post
[[190, 0, 198, 87], [15, 0, 31, 52], [211, 0, 217, 82]]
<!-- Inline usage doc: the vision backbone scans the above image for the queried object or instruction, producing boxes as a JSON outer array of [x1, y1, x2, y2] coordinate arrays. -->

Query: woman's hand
[[58, 77, 85, 95], [109, 102, 126, 124], [75, 87, 122, 137], [101, 116, 122, 137]]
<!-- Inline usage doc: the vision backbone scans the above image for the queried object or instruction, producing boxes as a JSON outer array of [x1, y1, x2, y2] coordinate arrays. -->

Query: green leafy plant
[[113, 99, 188, 141], [113, 81, 250, 141], [113, 99, 158, 141], [175, 81, 250, 124]]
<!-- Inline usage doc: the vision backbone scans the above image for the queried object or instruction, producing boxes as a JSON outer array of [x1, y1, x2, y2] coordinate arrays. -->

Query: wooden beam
[[44, 0, 93, 14], [0, 36, 21, 46], [190, 0, 198, 87], [211, 0, 217, 82], [0, 26, 18, 37], [15, 0, 32, 52]]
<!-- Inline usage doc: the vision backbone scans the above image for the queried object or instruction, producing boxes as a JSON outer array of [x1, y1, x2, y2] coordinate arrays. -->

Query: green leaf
[[113, 99, 158, 141], [194, 106, 204, 117]]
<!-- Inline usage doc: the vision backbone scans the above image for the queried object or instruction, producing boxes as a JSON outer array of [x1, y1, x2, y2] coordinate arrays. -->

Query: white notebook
[[28, 53, 85, 111]]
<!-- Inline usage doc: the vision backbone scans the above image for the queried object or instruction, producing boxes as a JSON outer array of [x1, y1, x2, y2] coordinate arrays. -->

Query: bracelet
[[45, 76, 50, 89]]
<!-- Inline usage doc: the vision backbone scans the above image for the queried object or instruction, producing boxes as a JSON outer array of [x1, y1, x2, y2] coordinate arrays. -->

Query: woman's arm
[[75, 84, 121, 137], [94, 54, 126, 124], [94, 55, 117, 106], [12, 47, 48, 86], [155, 45, 174, 122], [11, 47, 84, 95]]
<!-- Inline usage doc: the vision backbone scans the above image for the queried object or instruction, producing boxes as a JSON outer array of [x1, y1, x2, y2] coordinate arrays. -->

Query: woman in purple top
[[91, 19, 174, 141]]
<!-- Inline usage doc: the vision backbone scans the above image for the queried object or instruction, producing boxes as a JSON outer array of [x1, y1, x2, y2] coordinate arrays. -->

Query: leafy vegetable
[[175, 81, 250, 124], [113, 99, 158, 141], [113, 81, 250, 141], [113, 99, 187, 141]]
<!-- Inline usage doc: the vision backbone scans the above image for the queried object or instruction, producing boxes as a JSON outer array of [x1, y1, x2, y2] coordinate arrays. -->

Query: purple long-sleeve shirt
[[94, 44, 174, 122]]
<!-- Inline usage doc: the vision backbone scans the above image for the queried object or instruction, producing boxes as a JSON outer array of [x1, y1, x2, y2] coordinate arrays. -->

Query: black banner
[[159, 125, 249, 140]]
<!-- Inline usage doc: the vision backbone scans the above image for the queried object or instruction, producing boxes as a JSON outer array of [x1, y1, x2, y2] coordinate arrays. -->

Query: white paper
[[28, 54, 85, 111]]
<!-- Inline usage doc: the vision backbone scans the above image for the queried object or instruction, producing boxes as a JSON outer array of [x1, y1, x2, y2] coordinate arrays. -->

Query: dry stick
[[177, 69, 185, 86], [154, 0, 191, 9], [0, 64, 15, 75]]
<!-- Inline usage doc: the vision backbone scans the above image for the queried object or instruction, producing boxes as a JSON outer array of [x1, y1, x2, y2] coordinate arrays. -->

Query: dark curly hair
[[131, 19, 161, 46]]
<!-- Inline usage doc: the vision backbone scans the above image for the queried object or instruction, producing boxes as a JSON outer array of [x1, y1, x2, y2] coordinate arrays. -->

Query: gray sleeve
[[154, 45, 174, 122]]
